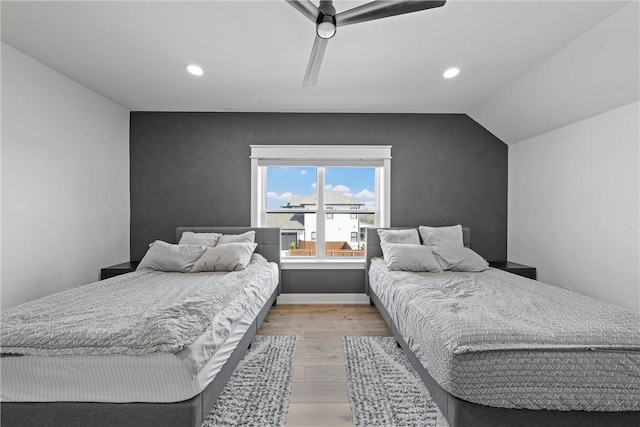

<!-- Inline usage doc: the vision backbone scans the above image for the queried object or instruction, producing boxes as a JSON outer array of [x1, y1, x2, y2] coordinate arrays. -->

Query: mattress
[[368, 257, 640, 411], [1, 257, 278, 403]]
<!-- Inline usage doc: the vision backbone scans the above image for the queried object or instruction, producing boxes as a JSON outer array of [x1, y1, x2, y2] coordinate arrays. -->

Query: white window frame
[[251, 145, 391, 265]]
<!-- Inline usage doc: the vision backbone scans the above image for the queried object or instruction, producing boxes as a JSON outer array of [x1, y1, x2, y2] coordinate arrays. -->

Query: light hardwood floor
[[257, 304, 392, 427]]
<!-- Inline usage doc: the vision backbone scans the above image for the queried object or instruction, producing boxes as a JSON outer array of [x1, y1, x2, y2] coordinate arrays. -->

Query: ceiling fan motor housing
[[316, 0, 337, 39]]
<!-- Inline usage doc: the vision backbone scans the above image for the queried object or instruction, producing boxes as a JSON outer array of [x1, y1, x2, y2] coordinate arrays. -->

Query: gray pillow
[[432, 245, 488, 272], [191, 242, 258, 272], [382, 243, 442, 272], [419, 225, 463, 247], [377, 229, 420, 245], [217, 231, 256, 246], [178, 231, 222, 248], [137, 241, 206, 272]]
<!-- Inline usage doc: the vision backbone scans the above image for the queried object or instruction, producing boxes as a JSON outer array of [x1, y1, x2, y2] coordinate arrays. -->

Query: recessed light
[[186, 64, 204, 76], [443, 67, 460, 79]]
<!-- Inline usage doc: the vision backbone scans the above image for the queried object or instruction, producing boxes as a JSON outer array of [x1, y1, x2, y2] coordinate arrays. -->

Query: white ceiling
[[2, 0, 638, 143]]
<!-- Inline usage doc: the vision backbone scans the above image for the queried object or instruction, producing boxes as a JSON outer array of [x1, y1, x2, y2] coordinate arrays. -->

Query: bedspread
[[1, 255, 274, 359], [369, 257, 640, 411]]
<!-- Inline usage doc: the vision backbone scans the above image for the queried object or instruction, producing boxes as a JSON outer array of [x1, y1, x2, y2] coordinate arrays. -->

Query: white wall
[[1, 43, 130, 309], [508, 102, 639, 313]]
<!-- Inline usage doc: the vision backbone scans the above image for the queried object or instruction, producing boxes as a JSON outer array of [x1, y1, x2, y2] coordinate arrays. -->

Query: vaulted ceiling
[[2, 0, 638, 144]]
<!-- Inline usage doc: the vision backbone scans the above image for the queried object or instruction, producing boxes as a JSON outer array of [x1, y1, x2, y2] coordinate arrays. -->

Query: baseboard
[[277, 293, 370, 304]]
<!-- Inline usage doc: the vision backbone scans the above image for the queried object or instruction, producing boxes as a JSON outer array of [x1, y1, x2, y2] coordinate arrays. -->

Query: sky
[[266, 166, 375, 209]]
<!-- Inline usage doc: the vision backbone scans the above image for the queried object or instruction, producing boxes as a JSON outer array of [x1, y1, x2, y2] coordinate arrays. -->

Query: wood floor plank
[[290, 383, 349, 403], [295, 351, 345, 367], [286, 403, 353, 427], [296, 339, 344, 353], [303, 366, 348, 383], [293, 366, 306, 383]]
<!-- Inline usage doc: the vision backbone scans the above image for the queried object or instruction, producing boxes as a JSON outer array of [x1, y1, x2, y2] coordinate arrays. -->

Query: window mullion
[[316, 167, 326, 258]]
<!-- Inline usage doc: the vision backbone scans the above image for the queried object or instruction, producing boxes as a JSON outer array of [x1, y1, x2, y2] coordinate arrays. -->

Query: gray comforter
[[1, 255, 274, 358], [369, 258, 640, 411]]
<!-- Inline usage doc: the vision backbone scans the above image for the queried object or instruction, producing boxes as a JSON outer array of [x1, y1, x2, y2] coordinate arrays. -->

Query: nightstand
[[489, 261, 536, 280], [100, 261, 140, 280]]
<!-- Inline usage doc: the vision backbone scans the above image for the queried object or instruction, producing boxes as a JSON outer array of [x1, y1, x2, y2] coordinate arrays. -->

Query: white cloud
[[356, 189, 375, 199], [267, 191, 293, 200], [311, 183, 317, 188], [332, 184, 351, 192], [300, 170, 308, 175], [325, 184, 333, 190], [342, 192, 353, 197]]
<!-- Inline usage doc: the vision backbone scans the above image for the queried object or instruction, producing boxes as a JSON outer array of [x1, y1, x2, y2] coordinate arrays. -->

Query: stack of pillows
[[378, 225, 488, 273], [136, 231, 258, 273]]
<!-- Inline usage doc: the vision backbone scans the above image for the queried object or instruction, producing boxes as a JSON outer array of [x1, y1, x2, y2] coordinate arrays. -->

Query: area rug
[[344, 336, 449, 427], [202, 335, 297, 427]]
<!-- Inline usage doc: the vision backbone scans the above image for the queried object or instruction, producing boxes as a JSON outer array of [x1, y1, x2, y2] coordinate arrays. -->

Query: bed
[[1, 226, 281, 427], [365, 227, 640, 427]]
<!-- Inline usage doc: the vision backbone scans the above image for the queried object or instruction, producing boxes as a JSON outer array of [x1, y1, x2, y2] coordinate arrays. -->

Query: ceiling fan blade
[[285, 0, 321, 23], [302, 35, 329, 87], [335, 0, 446, 27]]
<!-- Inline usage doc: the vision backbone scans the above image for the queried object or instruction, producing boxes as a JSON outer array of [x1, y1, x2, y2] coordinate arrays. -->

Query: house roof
[[287, 190, 364, 207], [265, 213, 305, 231]]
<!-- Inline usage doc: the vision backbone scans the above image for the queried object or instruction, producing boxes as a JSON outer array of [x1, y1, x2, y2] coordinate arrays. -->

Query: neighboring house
[[265, 213, 305, 251], [266, 190, 374, 255]]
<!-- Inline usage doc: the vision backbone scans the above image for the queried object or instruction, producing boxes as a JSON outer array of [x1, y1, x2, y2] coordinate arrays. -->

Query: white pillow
[[419, 225, 463, 247], [137, 241, 206, 272], [191, 242, 258, 272], [217, 231, 256, 246], [178, 231, 222, 248], [377, 229, 420, 245], [382, 243, 442, 272], [432, 245, 488, 272]]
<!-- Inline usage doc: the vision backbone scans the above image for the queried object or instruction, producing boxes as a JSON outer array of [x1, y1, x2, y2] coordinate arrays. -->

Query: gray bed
[[366, 227, 640, 427], [2, 226, 281, 427]]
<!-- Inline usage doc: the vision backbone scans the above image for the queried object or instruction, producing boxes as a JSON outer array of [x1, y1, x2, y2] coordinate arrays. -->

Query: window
[[326, 207, 334, 220], [251, 145, 391, 260]]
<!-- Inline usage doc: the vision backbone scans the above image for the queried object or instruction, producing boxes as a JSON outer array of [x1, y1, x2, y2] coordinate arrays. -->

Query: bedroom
[[1, 1, 638, 426]]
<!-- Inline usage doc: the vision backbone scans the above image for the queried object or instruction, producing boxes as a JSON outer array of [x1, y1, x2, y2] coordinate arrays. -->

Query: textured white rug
[[202, 335, 297, 427], [344, 336, 449, 427]]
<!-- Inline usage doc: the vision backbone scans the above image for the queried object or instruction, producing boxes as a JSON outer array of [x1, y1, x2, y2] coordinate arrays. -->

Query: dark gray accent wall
[[130, 112, 507, 268], [281, 270, 365, 294]]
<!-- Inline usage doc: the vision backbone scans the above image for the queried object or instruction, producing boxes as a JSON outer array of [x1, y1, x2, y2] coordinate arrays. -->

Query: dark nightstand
[[489, 261, 536, 280], [101, 261, 140, 280]]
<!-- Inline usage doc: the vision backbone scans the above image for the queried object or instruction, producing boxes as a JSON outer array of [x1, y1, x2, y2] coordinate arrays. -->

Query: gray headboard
[[175, 226, 281, 267], [365, 227, 471, 294]]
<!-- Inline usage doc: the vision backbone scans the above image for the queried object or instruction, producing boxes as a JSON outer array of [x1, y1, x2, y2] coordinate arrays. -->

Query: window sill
[[281, 258, 366, 270]]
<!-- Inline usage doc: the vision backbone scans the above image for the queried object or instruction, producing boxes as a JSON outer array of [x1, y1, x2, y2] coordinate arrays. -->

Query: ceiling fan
[[286, 0, 446, 87]]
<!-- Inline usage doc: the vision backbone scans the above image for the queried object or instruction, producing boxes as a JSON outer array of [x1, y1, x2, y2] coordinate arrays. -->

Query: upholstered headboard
[[364, 227, 471, 294], [175, 227, 281, 267]]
